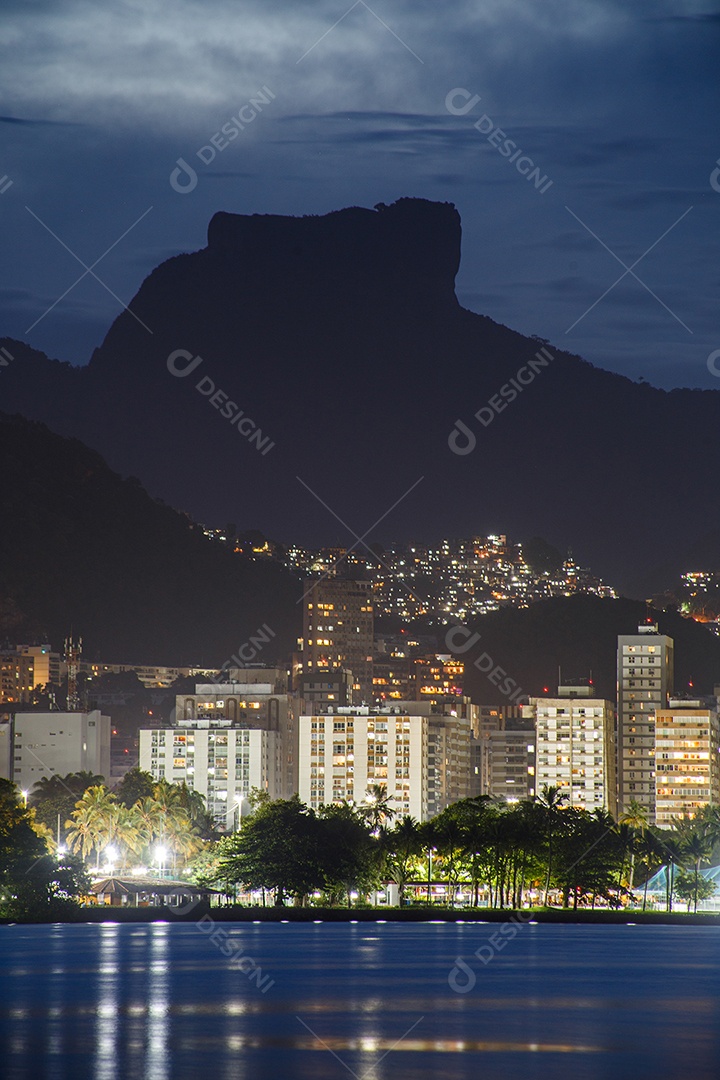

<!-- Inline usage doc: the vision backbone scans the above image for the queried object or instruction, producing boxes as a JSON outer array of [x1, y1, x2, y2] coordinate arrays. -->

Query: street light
[[105, 844, 118, 876], [427, 847, 436, 905], [156, 844, 168, 878], [21, 790, 28, 807]]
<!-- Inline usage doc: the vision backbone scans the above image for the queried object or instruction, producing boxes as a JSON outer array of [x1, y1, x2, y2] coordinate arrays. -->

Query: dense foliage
[[0, 779, 89, 918], [203, 787, 720, 911], [63, 775, 213, 872], [8, 774, 720, 914]]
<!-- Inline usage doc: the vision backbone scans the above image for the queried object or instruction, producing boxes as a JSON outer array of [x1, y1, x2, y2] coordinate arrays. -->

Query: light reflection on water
[[0, 923, 719, 1080]]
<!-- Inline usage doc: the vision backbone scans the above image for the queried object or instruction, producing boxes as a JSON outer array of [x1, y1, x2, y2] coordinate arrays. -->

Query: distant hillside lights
[[449, 346, 554, 456], [167, 349, 276, 457]]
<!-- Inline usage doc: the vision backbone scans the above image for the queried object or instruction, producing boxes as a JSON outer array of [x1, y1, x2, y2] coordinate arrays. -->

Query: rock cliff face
[[2, 197, 720, 594]]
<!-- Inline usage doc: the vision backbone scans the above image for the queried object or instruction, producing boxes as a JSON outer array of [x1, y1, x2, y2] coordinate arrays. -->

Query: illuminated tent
[[643, 864, 720, 894]]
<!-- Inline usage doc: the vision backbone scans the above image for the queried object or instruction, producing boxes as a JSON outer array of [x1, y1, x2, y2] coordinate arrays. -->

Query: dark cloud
[[0, 0, 716, 387], [0, 114, 81, 126]]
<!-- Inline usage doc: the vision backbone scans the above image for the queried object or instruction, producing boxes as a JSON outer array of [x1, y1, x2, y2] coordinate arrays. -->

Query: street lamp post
[[105, 845, 118, 877], [234, 795, 245, 832], [427, 847, 435, 905], [156, 844, 168, 879]]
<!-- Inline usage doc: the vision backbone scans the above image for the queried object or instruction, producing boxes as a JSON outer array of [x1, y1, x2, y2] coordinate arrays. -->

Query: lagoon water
[[1, 921, 719, 1079]]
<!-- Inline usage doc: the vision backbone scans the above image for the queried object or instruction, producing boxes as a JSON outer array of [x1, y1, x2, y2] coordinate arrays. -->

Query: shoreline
[[3, 906, 720, 926]]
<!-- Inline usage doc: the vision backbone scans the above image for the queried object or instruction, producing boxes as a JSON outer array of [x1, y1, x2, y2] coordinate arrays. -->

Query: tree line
[[202, 786, 720, 912], [5, 771, 720, 915]]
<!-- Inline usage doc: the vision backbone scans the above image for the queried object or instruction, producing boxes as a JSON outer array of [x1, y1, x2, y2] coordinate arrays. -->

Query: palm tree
[[431, 811, 467, 907], [636, 830, 665, 911], [681, 825, 714, 913], [146, 783, 200, 870], [30, 771, 103, 805], [360, 784, 396, 835], [134, 795, 165, 851], [105, 802, 144, 871], [659, 835, 684, 913], [619, 799, 649, 890], [65, 785, 116, 869], [383, 816, 422, 906], [162, 808, 201, 866], [537, 785, 568, 905]]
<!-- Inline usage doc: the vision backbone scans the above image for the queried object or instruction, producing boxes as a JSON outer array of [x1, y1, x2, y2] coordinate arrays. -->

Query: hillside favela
[[2, 2, 720, 1076]]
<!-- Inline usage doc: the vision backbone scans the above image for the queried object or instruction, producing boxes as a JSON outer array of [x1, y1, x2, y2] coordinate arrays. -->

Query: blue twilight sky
[[0, 0, 718, 388]]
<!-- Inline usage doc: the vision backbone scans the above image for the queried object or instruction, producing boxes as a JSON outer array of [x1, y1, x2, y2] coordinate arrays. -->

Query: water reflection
[[95, 924, 119, 1080], [145, 925, 170, 1080], [0, 924, 719, 1080]]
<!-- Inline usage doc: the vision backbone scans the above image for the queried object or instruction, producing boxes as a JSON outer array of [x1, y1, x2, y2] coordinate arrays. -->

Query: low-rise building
[[7, 710, 111, 787]]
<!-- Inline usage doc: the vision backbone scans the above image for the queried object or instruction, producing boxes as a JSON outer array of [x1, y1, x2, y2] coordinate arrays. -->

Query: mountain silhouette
[[3, 196, 720, 595], [0, 412, 300, 664], [461, 595, 720, 705]]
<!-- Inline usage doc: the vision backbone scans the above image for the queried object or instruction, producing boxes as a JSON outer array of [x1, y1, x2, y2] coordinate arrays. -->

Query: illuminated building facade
[[173, 675, 297, 798], [472, 705, 535, 802], [302, 578, 374, 703], [617, 624, 674, 821], [298, 703, 472, 821], [527, 685, 616, 816], [655, 699, 720, 826], [139, 722, 281, 830]]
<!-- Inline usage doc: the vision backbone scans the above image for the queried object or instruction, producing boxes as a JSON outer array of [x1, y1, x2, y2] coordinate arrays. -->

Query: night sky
[[0, 0, 718, 389]]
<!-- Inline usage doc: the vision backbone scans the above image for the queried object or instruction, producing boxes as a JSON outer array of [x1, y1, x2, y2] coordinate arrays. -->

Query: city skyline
[[1, 4, 719, 1075]]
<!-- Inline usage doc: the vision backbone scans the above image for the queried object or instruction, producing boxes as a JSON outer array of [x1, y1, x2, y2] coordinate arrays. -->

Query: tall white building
[[139, 722, 281, 830], [617, 623, 674, 821], [298, 704, 472, 821], [174, 674, 296, 797], [655, 699, 720, 826], [7, 710, 111, 787], [526, 685, 617, 817]]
